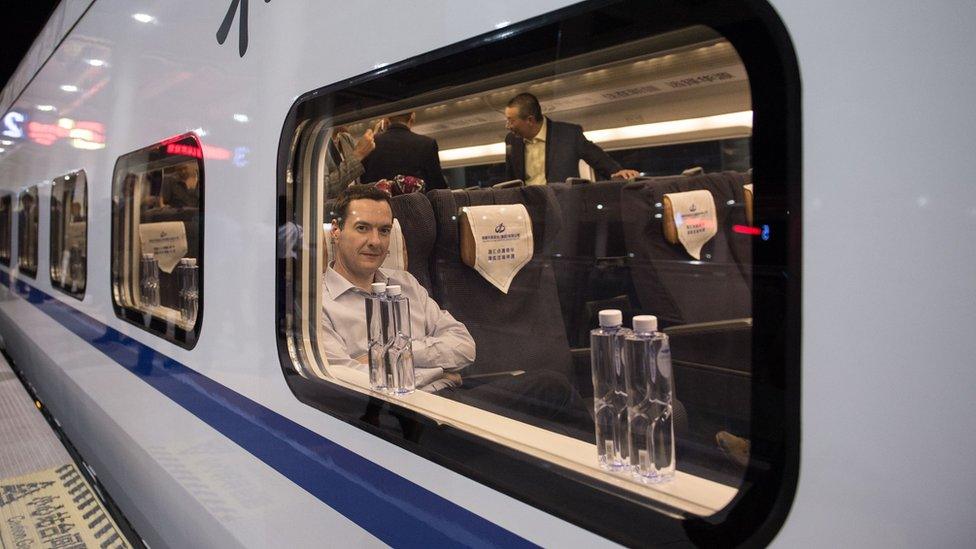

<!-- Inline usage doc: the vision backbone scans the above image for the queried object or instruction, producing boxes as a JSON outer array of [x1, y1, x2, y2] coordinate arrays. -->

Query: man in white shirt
[[320, 185, 474, 392], [321, 185, 592, 439]]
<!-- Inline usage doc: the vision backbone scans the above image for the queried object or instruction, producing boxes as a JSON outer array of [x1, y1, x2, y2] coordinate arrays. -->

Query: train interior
[[281, 24, 760, 510]]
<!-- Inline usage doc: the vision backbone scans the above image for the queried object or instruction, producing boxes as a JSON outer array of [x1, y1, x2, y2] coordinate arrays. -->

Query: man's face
[[332, 199, 393, 280], [505, 106, 538, 139]]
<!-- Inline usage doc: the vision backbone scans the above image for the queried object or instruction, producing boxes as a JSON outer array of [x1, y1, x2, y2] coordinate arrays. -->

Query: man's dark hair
[[332, 185, 391, 228], [388, 112, 413, 125], [507, 93, 543, 122]]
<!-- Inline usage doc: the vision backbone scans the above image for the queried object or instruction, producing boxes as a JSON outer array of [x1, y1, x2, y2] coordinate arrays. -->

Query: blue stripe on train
[[1, 271, 535, 549]]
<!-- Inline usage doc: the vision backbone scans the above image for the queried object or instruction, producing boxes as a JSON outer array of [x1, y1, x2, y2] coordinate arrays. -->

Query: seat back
[[621, 172, 751, 327], [427, 186, 573, 379], [389, 193, 436, 292], [141, 207, 200, 310], [550, 180, 639, 347]]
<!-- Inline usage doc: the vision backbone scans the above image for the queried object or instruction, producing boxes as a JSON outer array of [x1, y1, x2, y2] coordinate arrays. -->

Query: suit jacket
[[361, 124, 448, 190], [504, 118, 622, 183]]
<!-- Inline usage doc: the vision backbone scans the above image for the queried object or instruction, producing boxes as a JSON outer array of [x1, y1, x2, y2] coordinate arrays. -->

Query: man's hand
[[611, 169, 641, 180], [353, 129, 376, 160], [444, 372, 463, 386]]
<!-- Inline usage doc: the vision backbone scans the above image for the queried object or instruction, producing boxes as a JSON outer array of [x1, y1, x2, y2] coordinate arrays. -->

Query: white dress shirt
[[524, 118, 547, 185], [320, 266, 476, 392]]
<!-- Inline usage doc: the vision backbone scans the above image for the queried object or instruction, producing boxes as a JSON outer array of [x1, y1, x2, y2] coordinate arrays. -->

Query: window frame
[[17, 186, 39, 279], [110, 133, 205, 349], [49, 169, 88, 300], [275, 1, 801, 545]]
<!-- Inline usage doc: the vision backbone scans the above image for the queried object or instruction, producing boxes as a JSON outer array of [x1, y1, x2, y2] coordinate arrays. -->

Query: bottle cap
[[142, 253, 155, 260], [598, 309, 622, 327], [633, 315, 658, 333], [179, 257, 197, 267], [386, 284, 402, 296], [370, 282, 386, 295]]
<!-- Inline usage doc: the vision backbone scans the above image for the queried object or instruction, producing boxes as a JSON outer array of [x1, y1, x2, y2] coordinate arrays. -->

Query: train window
[[277, 2, 799, 546], [0, 194, 11, 266], [111, 133, 204, 348], [17, 186, 39, 278], [50, 170, 88, 299]]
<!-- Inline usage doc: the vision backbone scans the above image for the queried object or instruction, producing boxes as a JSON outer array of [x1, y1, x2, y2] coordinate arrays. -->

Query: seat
[[620, 172, 751, 327], [550, 180, 640, 347], [427, 186, 573, 382], [388, 193, 436, 292], [621, 171, 753, 428], [141, 206, 200, 310]]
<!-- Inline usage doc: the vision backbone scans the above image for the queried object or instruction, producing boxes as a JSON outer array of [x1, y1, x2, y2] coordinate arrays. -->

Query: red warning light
[[732, 224, 761, 236]]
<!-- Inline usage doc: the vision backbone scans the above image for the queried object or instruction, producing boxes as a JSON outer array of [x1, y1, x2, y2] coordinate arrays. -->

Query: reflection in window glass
[[0, 195, 11, 266], [18, 186, 39, 278], [111, 133, 204, 348], [278, 5, 799, 543], [50, 170, 88, 299]]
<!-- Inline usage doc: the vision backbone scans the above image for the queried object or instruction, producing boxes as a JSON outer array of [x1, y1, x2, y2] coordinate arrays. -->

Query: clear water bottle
[[366, 282, 390, 392], [178, 257, 199, 325], [624, 315, 675, 483], [385, 285, 415, 395], [591, 309, 631, 471], [140, 253, 160, 308]]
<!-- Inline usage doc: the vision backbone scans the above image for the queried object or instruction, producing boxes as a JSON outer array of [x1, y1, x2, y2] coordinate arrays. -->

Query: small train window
[[277, 2, 799, 546], [17, 186, 39, 278], [0, 194, 11, 266], [50, 170, 88, 299], [111, 133, 204, 348]]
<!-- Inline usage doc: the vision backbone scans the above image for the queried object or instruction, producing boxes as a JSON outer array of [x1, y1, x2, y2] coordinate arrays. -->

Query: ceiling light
[[0, 148, 6, 153], [86, 59, 106, 67], [37, 105, 55, 112], [60, 84, 79, 93], [0, 140, 11, 146], [233, 113, 249, 123], [132, 13, 155, 23]]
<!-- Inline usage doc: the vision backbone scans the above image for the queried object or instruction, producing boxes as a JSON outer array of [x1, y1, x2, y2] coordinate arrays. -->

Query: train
[[0, 0, 973, 546]]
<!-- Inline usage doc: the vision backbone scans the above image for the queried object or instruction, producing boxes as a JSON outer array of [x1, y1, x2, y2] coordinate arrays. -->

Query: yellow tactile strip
[[1, 463, 130, 549]]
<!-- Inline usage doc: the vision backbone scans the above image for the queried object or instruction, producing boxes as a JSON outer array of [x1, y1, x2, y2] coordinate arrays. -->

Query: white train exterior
[[0, 0, 973, 546]]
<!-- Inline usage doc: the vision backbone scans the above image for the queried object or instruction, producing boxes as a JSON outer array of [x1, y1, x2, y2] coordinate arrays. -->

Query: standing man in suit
[[504, 93, 640, 184], [361, 112, 449, 190]]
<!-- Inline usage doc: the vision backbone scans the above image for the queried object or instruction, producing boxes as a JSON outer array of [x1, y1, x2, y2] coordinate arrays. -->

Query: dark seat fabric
[[620, 172, 752, 327], [550, 181, 640, 347], [389, 193, 436, 292], [427, 186, 573, 381]]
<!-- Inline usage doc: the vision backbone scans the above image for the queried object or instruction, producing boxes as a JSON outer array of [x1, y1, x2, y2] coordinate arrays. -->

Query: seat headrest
[[743, 183, 754, 226], [662, 189, 717, 260]]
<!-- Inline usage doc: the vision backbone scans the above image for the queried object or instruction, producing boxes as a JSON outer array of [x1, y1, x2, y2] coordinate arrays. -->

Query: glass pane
[[18, 186, 38, 278], [50, 170, 87, 298], [0, 195, 11, 266], [111, 134, 203, 348]]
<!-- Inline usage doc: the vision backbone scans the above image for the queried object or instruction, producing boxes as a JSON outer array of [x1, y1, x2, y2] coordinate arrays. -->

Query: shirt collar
[[324, 266, 397, 299], [525, 117, 547, 144]]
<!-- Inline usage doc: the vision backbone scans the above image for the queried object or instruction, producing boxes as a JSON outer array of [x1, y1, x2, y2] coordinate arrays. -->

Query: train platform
[[0, 354, 131, 549]]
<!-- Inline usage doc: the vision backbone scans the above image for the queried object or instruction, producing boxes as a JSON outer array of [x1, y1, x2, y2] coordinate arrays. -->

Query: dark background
[[0, 1, 61, 92]]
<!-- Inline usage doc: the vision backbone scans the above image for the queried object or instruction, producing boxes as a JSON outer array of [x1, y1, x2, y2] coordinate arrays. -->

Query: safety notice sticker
[[0, 463, 129, 549]]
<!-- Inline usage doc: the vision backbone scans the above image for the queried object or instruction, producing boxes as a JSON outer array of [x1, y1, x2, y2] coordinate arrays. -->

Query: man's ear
[[330, 218, 341, 240]]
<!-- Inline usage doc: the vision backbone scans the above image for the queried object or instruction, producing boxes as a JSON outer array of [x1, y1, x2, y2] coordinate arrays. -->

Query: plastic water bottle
[[366, 282, 390, 392], [591, 309, 631, 470], [140, 253, 160, 308], [385, 285, 415, 395], [177, 257, 199, 325], [624, 315, 675, 483]]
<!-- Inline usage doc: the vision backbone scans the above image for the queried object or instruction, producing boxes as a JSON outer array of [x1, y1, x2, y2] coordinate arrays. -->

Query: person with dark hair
[[504, 92, 640, 184], [322, 185, 473, 391], [320, 186, 592, 436], [160, 162, 200, 208], [361, 112, 448, 190]]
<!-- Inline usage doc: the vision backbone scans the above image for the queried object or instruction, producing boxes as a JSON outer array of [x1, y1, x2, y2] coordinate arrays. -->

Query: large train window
[[0, 194, 11, 266], [17, 186, 39, 278], [50, 170, 88, 299], [276, 2, 799, 546], [111, 133, 204, 348]]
